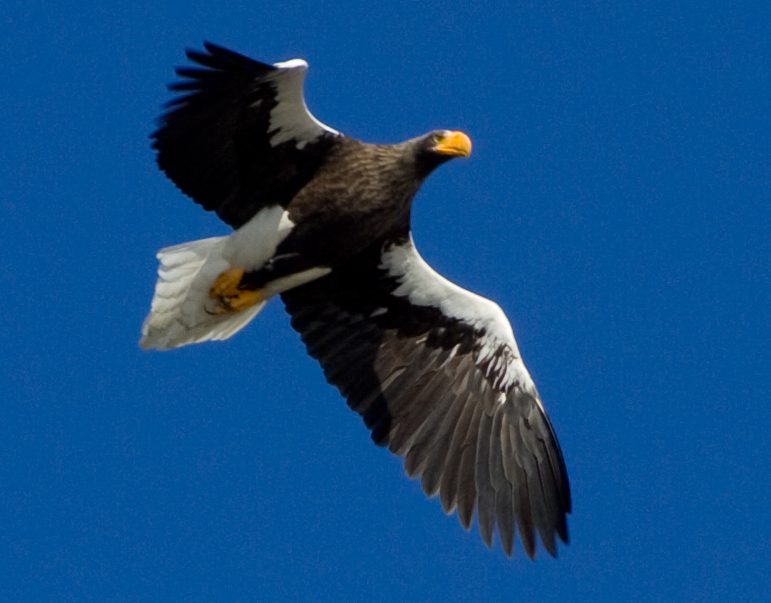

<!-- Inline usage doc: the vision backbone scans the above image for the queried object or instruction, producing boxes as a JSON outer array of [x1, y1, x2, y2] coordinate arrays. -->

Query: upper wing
[[281, 234, 571, 558], [152, 42, 343, 228]]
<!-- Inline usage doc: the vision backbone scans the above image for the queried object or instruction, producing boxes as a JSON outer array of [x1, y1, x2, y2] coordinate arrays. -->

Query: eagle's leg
[[209, 254, 329, 315], [209, 268, 264, 314]]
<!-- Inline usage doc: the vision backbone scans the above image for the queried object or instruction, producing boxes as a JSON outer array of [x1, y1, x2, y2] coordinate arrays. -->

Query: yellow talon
[[209, 267, 245, 299], [209, 267, 263, 314], [210, 289, 263, 314]]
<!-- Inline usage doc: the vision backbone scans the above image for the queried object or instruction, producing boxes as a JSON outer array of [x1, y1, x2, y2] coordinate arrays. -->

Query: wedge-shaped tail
[[140, 237, 267, 351]]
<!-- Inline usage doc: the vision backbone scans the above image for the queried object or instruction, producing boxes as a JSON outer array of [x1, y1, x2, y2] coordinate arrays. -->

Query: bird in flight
[[141, 42, 570, 559]]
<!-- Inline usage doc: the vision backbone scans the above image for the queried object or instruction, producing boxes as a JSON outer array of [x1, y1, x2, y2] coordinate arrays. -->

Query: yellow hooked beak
[[434, 131, 472, 157]]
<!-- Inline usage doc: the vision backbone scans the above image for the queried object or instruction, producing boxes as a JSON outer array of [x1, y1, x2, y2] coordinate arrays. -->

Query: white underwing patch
[[225, 207, 294, 270], [267, 60, 339, 148], [379, 234, 534, 393]]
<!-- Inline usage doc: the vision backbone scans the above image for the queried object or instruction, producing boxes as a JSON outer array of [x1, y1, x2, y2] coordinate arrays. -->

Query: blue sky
[[2, 1, 769, 601]]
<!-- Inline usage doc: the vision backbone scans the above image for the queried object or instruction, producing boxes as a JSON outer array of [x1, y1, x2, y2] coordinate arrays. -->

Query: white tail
[[139, 237, 267, 351]]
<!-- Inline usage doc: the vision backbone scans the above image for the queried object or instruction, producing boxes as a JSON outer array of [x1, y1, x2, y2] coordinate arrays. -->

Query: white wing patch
[[380, 235, 535, 394], [267, 60, 339, 148], [224, 205, 294, 270]]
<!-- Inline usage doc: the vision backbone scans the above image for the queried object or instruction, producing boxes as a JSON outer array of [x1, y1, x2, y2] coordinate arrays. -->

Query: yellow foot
[[210, 289, 263, 314], [210, 267, 245, 299], [208, 268, 263, 314]]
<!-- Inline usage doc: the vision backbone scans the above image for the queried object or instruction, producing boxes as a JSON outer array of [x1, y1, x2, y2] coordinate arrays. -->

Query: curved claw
[[209, 267, 263, 314]]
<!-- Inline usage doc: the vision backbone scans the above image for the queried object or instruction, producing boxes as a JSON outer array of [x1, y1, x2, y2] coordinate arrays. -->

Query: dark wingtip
[[202, 40, 237, 57], [502, 538, 514, 558], [542, 535, 558, 558], [458, 506, 473, 531], [558, 519, 570, 545], [202, 40, 222, 53], [184, 47, 214, 67], [180, 41, 275, 75], [183, 42, 241, 70], [479, 519, 494, 549]]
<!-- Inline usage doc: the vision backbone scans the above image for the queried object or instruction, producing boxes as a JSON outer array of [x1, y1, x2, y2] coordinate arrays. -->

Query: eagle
[[141, 42, 570, 559]]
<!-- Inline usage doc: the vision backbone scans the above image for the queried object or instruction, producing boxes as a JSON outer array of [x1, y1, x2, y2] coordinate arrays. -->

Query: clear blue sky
[[2, 1, 769, 601]]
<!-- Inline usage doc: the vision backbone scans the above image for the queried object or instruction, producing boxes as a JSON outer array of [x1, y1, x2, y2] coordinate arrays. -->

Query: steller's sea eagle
[[140, 42, 570, 559]]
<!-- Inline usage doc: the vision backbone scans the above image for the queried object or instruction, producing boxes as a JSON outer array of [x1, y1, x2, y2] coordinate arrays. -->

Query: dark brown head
[[412, 130, 472, 175]]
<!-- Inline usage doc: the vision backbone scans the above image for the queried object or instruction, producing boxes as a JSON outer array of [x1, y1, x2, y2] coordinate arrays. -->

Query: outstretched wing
[[281, 234, 570, 558], [152, 42, 343, 228]]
